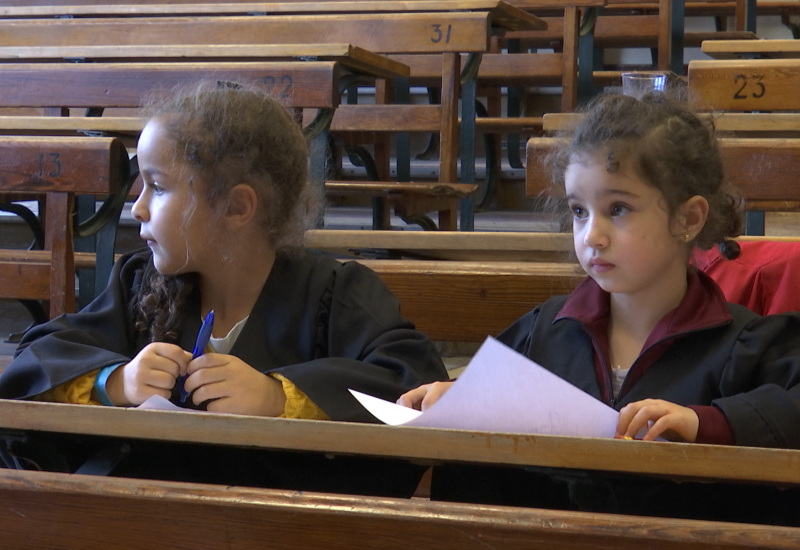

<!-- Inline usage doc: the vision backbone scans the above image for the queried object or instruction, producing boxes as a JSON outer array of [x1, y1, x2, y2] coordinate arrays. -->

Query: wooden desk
[[688, 58, 800, 112], [702, 38, 800, 60], [0, 136, 128, 318], [542, 111, 800, 135], [0, 0, 546, 29], [305, 229, 573, 261], [0, 3, 545, 230], [0, 43, 407, 142], [0, 45, 409, 305], [3, 468, 798, 550], [1, 399, 799, 487], [0, 43, 408, 79]]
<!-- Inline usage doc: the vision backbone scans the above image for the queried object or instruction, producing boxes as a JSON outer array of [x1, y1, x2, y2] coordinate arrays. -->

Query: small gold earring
[[685, 233, 691, 242]]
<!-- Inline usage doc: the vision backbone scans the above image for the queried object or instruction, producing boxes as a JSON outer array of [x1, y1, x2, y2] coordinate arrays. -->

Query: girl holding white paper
[[399, 93, 800, 451]]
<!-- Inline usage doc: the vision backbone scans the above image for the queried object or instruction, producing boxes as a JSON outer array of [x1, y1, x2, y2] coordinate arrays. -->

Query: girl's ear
[[677, 195, 710, 240], [225, 184, 258, 228]]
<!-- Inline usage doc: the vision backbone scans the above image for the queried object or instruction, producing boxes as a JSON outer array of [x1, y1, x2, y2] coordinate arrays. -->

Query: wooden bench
[[0, 42, 407, 177], [688, 58, 800, 112], [305, 229, 800, 335], [67, 245, 582, 343], [2, 467, 799, 549], [543, 110, 800, 136], [356, 258, 580, 342], [684, 0, 800, 37], [305, 228, 571, 261], [0, 50, 467, 232], [0, 136, 128, 318], [702, 37, 800, 59], [506, 0, 756, 93], [383, 1, 602, 187], [0, 45, 409, 307], [0, 2, 545, 231], [0, 47, 405, 135], [62, 226, 800, 343], [2, 397, 800, 490], [1, 398, 800, 547], [687, 57, 800, 233]]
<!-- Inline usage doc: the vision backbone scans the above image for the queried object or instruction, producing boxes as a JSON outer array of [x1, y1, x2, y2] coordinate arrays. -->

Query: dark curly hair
[[546, 92, 743, 261], [133, 80, 322, 342]]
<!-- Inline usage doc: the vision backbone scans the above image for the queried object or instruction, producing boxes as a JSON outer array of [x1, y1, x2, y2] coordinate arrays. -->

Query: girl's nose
[[130, 185, 148, 223], [583, 215, 609, 249]]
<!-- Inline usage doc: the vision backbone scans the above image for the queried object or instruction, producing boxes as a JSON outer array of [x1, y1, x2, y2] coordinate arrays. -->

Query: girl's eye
[[570, 204, 588, 220], [610, 204, 630, 217], [147, 181, 165, 195]]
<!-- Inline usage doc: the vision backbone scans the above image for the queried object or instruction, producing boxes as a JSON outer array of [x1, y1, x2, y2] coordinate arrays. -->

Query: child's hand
[[108, 342, 191, 406], [616, 398, 699, 442], [183, 354, 286, 416], [396, 381, 454, 411]]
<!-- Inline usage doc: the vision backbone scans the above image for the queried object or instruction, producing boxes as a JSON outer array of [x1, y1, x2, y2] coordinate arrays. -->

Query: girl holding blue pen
[[0, 81, 448, 421]]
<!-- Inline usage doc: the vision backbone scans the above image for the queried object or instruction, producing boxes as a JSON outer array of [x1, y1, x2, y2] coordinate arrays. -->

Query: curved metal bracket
[[338, 74, 376, 97], [579, 7, 599, 37], [74, 153, 135, 239], [0, 202, 44, 249], [460, 52, 483, 86], [303, 108, 335, 141], [400, 213, 438, 231], [344, 144, 380, 181], [474, 100, 498, 211]]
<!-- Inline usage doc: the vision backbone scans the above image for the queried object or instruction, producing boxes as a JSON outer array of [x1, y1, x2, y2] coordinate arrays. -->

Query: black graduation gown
[[0, 248, 448, 496], [432, 276, 800, 525]]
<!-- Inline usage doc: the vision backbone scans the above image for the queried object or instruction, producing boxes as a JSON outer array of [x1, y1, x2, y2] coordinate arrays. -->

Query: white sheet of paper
[[351, 336, 620, 438]]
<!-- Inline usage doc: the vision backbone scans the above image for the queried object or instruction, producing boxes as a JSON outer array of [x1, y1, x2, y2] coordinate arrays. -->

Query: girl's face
[[131, 118, 217, 275], [565, 152, 690, 301]]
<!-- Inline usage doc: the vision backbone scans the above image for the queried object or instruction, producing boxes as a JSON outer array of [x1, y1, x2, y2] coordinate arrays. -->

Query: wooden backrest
[[0, 61, 347, 110], [2, 467, 798, 550], [505, 0, 676, 72], [389, 5, 582, 111], [718, 137, 800, 210], [689, 58, 800, 112], [701, 38, 800, 60], [0, 6, 545, 232], [357, 258, 581, 341], [0, 136, 128, 317], [543, 111, 800, 137], [0, 43, 409, 80], [0, 0, 542, 28], [683, 0, 751, 32], [0, 12, 503, 54]]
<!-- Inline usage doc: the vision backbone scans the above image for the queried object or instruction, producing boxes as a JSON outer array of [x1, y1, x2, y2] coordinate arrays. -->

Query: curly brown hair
[[133, 80, 322, 342], [546, 92, 742, 260]]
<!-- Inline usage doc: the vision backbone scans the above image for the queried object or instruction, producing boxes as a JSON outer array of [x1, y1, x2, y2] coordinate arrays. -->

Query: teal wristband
[[93, 364, 122, 406]]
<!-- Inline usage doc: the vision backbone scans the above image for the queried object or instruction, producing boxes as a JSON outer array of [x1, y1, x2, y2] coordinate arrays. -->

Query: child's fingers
[[185, 352, 226, 375], [616, 400, 698, 442], [141, 342, 192, 375], [397, 381, 453, 411], [396, 386, 429, 410], [616, 399, 662, 439]]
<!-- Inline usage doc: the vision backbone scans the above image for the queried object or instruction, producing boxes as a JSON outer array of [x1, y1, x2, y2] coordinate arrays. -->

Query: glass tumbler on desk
[[621, 72, 667, 98]]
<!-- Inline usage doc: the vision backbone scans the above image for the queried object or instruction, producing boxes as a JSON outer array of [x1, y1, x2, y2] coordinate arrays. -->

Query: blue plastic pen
[[179, 309, 214, 403]]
